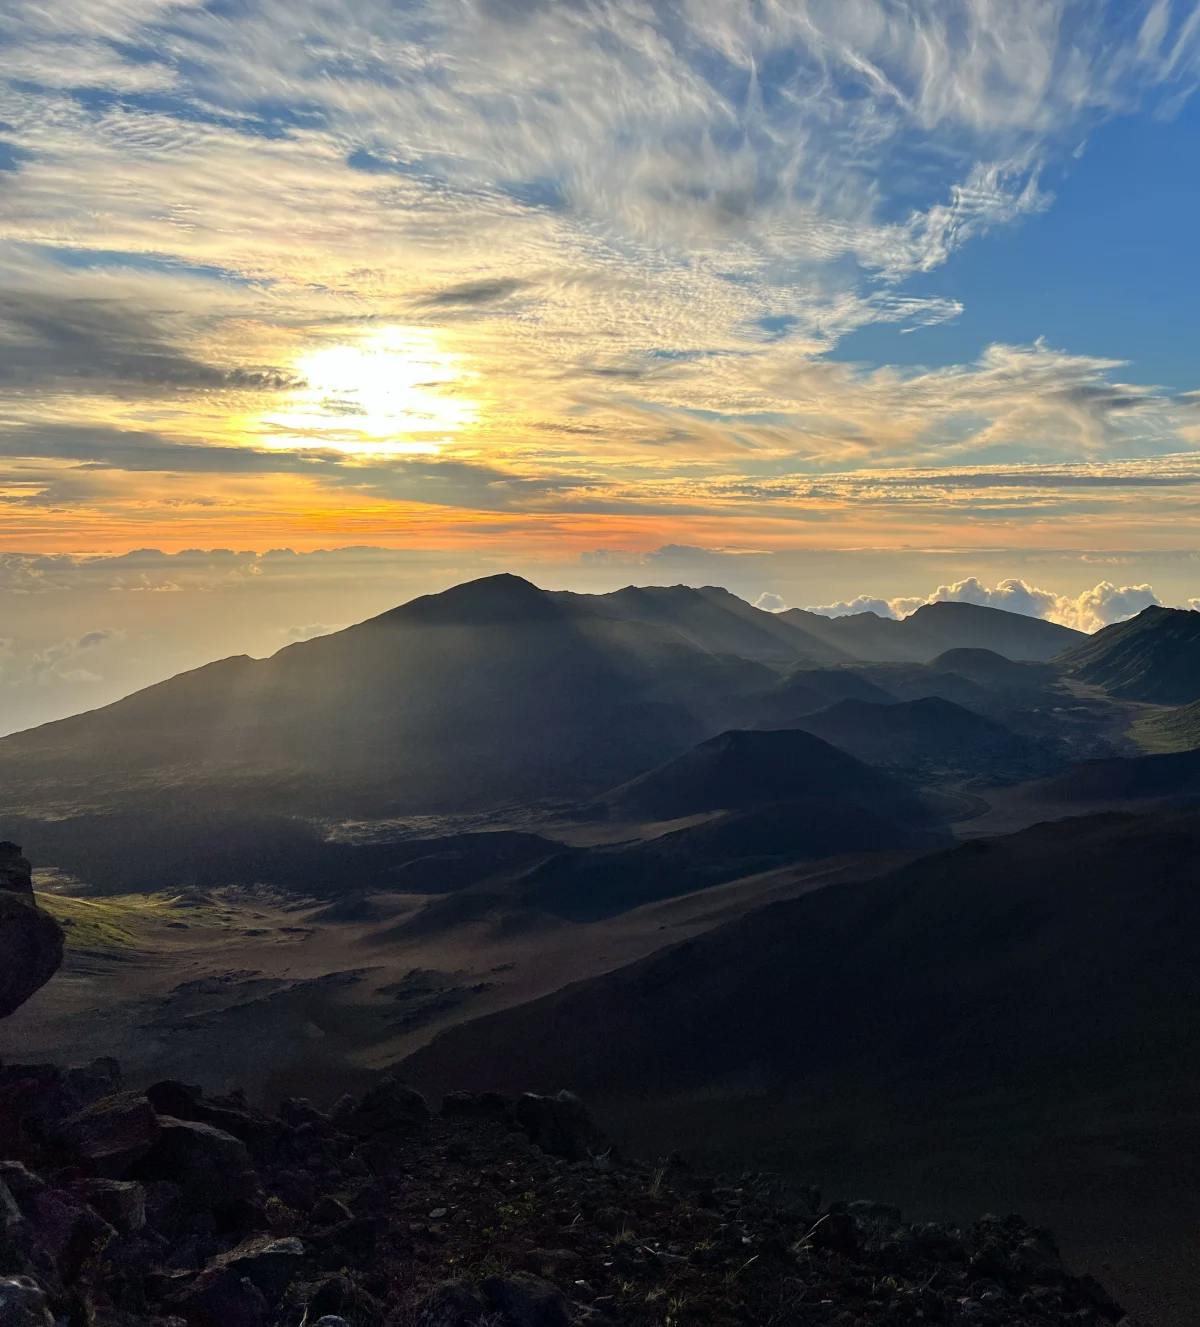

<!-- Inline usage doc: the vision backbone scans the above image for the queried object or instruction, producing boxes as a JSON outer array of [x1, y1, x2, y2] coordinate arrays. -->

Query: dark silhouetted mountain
[[403, 807, 1200, 1100], [779, 608, 920, 661], [790, 696, 1036, 781], [599, 727, 933, 823], [0, 575, 780, 820], [901, 601, 1082, 659], [782, 601, 1082, 663], [557, 584, 853, 664], [847, 663, 995, 710], [1060, 605, 1200, 703], [737, 666, 896, 728], [930, 648, 1058, 691]]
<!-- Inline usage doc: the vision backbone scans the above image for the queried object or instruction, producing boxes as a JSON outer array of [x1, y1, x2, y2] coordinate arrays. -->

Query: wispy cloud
[[0, 2, 1199, 550]]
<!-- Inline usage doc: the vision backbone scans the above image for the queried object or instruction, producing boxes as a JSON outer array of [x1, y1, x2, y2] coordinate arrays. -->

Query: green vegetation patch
[[1129, 702, 1200, 755], [35, 893, 224, 954]]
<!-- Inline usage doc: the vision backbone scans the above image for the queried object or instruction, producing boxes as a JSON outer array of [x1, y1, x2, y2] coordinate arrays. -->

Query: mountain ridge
[[1060, 604, 1200, 703]]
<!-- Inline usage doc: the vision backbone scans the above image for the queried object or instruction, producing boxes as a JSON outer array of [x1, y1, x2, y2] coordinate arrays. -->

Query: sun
[[266, 327, 477, 456]]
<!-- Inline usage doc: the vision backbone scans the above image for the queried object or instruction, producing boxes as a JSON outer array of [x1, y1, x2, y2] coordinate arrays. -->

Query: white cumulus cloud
[[808, 577, 1163, 632]]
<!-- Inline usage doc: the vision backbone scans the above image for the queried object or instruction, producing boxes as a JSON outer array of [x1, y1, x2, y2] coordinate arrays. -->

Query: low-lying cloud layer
[[808, 576, 1163, 633]]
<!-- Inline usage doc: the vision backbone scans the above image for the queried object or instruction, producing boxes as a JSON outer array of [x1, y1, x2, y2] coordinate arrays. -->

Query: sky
[[3, 1, 1200, 730]]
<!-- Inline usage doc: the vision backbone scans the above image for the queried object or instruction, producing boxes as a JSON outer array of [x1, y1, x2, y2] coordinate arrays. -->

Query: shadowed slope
[[791, 696, 1036, 781], [1061, 605, 1200, 704], [403, 808, 1200, 1096], [783, 601, 1083, 664], [0, 575, 775, 819], [599, 727, 935, 823], [561, 584, 853, 665]]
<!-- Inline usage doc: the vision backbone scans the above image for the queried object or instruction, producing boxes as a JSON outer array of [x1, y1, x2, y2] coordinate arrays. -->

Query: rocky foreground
[[0, 1060, 1132, 1327]]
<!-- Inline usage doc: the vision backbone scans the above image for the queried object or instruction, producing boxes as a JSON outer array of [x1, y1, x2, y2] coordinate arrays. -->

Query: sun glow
[[266, 328, 477, 456]]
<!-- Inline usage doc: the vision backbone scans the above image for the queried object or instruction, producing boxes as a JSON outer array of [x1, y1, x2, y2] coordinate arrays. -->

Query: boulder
[[441, 1090, 512, 1121], [206, 1236, 303, 1303], [514, 1091, 606, 1161], [482, 1274, 570, 1327], [172, 1265, 267, 1327], [0, 889, 63, 1019], [339, 1077, 429, 1136], [132, 1117, 261, 1210], [416, 1278, 487, 1327], [310, 1195, 353, 1226], [23, 1185, 115, 1290], [0, 1277, 53, 1327], [146, 1080, 277, 1150], [303, 1272, 380, 1322], [53, 1092, 159, 1176], [0, 842, 33, 894], [70, 1179, 146, 1234]]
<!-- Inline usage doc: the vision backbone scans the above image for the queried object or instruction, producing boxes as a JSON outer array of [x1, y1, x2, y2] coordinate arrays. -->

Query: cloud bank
[[808, 576, 1162, 632]]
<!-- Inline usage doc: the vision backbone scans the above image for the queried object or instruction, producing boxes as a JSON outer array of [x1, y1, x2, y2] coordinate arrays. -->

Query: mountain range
[[782, 599, 1083, 662], [0, 577, 1089, 824]]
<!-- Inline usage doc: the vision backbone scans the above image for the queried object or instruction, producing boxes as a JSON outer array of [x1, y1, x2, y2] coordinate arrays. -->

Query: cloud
[[418, 277, 529, 307], [1065, 581, 1161, 630], [808, 595, 900, 620], [809, 577, 1163, 633], [0, 2, 1197, 551], [281, 622, 341, 642], [752, 591, 786, 613], [20, 627, 124, 686], [0, 290, 298, 396]]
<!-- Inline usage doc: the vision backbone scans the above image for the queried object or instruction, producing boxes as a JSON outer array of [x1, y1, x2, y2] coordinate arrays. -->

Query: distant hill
[[845, 662, 995, 710], [0, 575, 779, 820], [598, 727, 931, 823], [736, 666, 896, 728], [1060, 605, 1200, 703], [791, 696, 1036, 781], [782, 601, 1083, 663], [929, 648, 1058, 690], [509, 727, 943, 918]]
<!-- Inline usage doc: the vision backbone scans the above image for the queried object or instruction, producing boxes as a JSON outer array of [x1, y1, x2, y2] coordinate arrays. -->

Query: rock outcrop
[[0, 842, 63, 1018], [0, 1059, 1132, 1326]]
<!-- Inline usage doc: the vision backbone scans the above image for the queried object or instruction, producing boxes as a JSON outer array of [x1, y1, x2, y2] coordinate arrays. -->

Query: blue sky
[[833, 94, 1200, 389]]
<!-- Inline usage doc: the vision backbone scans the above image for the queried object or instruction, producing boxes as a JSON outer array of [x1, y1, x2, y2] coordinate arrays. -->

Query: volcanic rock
[[514, 1091, 607, 1161], [0, 844, 63, 1019], [53, 1091, 159, 1176]]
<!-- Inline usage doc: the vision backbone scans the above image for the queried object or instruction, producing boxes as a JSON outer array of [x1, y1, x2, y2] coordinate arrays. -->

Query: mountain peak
[[385, 574, 561, 626], [908, 599, 1000, 619]]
